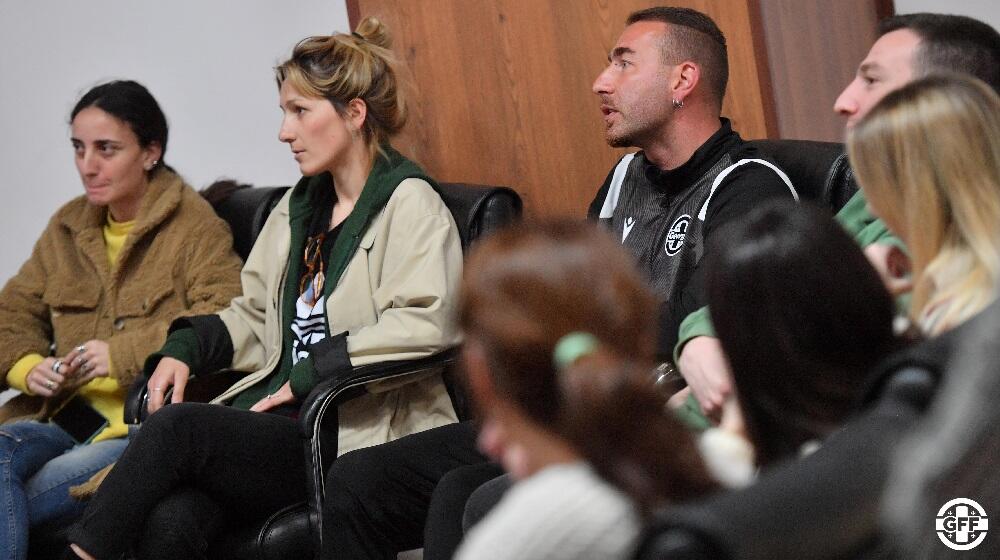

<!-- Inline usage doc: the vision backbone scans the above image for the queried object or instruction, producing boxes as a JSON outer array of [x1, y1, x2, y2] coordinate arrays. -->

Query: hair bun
[[354, 16, 391, 49]]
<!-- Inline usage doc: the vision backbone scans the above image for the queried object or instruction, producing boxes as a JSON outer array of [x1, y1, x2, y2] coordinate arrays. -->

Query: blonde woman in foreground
[[848, 73, 1000, 335]]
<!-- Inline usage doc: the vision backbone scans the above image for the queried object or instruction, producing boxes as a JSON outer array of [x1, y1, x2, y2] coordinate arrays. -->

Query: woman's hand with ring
[[27, 358, 68, 397], [64, 340, 111, 383], [249, 381, 296, 413], [147, 357, 191, 415]]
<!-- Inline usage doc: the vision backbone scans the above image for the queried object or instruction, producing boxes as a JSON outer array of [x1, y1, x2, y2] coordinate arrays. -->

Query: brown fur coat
[[0, 169, 243, 422]]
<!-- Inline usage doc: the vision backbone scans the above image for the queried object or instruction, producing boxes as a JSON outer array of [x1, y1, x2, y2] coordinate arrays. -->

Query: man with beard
[[588, 7, 796, 362]]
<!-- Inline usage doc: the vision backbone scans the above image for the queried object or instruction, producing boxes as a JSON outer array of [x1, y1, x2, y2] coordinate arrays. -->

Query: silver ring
[[76, 344, 87, 353], [52, 360, 63, 374], [46, 380, 56, 390]]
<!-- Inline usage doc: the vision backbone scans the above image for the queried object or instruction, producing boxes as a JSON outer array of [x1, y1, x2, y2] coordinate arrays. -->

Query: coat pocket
[[117, 282, 176, 319], [43, 284, 100, 315]]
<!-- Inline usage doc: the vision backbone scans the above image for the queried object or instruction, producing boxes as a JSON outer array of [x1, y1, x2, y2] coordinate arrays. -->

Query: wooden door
[[348, 0, 775, 216]]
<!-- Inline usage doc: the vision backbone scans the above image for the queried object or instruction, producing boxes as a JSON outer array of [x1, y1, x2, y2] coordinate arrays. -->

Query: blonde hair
[[275, 17, 406, 162], [848, 74, 1000, 335]]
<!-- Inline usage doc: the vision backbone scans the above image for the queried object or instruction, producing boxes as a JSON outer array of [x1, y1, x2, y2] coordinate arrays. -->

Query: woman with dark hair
[[705, 199, 902, 467], [0, 80, 242, 559], [68, 17, 462, 560], [453, 221, 717, 560]]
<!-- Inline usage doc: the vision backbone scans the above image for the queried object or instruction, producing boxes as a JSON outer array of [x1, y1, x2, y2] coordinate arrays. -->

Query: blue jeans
[[0, 420, 128, 560]]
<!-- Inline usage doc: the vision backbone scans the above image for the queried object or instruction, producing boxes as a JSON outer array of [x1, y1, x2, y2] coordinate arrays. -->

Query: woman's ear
[[346, 98, 368, 133], [142, 142, 163, 171]]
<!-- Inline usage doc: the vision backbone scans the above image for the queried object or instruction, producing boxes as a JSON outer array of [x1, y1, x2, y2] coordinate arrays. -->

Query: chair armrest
[[633, 524, 727, 560], [297, 348, 459, 554], [298, 348, 459, 440], [123, 370, 247, 425], [124, 373, 152, 425]]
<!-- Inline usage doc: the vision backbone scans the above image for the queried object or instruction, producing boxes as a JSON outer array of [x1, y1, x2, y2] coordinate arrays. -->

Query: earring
[[145, 160, 158, 171], [672, 98, 684, 109]]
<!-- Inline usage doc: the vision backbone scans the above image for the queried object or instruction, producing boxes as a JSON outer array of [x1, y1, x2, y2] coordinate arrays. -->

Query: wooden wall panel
[[348, 0, 774, 216], [758, 0, 883, 141]]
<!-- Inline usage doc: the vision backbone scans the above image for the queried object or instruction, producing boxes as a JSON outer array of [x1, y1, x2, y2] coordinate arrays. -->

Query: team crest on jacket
[[664, 214, 691, 256]]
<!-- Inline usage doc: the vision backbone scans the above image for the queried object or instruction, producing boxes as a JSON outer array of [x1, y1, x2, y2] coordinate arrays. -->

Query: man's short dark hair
[[880, 13, 1000, 93], [627, 7, 729, 108]]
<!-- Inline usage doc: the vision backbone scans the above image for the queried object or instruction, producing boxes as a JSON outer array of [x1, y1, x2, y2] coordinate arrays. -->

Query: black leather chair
[[123, 181, 522, 559], [212, 185, 291, 261], [748, 139, 857, 213], [634, 376, 934, 560], [633, 349, 947, 560]]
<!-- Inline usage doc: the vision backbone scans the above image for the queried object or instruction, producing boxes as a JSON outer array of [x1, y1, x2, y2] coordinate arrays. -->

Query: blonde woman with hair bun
[[848, 73, 1000, 336], [276, 16, 407, 165], [69, 17, 463, 559]]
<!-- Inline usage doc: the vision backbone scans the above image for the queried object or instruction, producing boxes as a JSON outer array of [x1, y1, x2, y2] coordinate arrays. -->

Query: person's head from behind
[[593, 6, 728, 148], [69, 80, 168, 221], [275, 16, 406, 176], [835, 12, 1000, 129], [707, 200, 898, 466], [460, 221, 715, 511], [848, 75, 1000, 335]]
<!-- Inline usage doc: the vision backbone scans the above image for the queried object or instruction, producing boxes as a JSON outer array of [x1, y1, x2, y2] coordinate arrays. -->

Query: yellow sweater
[[5, 216, 135, 442]]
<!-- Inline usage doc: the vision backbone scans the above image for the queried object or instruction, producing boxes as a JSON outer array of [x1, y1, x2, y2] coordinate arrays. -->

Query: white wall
[[895, 0, 1000, 30], [0, 0, 349, 285]]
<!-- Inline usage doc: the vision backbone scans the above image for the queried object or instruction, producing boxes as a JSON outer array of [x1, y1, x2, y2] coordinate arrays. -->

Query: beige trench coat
[[212, 178, 463, 454]]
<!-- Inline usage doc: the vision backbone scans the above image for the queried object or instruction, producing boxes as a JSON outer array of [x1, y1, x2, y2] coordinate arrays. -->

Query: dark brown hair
[[707, 200, 901, 466], [880, 13, 1000, 93], [627, 6, 729, 108], [460, 220, 717, 514], [71, 80, 169, 174]]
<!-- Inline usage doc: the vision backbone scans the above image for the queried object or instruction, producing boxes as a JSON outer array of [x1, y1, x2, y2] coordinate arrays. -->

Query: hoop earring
[[672, 98, 684, 109]]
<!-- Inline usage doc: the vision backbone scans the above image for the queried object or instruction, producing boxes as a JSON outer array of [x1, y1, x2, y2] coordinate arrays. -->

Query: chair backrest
[[430, 182, 523, 420], [633, 352, 945, 560], [209, 182, 521, 261], [748, 139, 858, 213], [436, 182, 523, 251], [209, 185, 290, 261], [635, 413, 906, 560]]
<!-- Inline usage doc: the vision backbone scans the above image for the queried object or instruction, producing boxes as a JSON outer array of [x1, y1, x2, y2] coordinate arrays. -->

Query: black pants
[[462, 472, 511, 530], [425, 461, 505, 560], [323, 420, 491, 559], [68, 403, 307, 560]]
